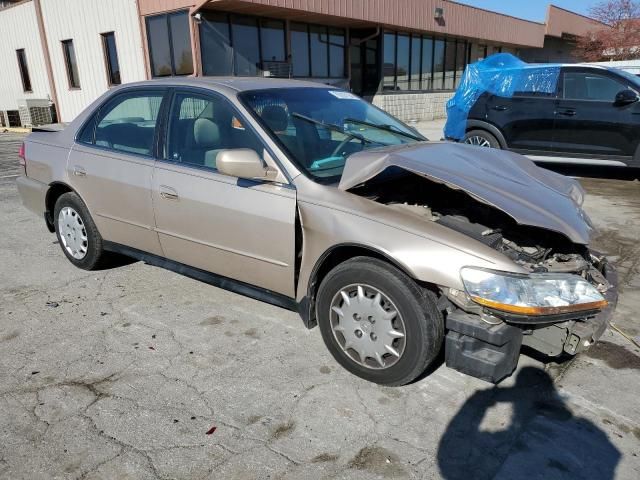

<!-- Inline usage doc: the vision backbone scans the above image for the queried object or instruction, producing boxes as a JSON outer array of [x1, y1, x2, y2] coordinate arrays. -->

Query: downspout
[[33, 0, 60, 122], [135, 0, 152, 79]]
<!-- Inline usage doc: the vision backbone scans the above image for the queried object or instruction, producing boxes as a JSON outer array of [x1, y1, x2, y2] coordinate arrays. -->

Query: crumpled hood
[[339, 142, 592, 245]]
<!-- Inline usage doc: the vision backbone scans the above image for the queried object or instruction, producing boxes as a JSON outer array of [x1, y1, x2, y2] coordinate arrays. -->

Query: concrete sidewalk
[[413, 118, 446, 141]]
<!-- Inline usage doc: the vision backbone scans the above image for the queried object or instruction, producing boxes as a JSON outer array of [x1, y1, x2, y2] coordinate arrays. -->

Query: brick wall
[[371, 92, 453, 123]]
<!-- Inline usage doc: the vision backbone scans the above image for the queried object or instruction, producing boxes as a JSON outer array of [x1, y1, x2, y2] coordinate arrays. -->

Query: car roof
[[119, 76, 335, 93]]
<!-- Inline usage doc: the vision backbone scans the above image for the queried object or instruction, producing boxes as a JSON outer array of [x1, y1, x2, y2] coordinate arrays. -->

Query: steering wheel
[[331, 134, 364, 157]]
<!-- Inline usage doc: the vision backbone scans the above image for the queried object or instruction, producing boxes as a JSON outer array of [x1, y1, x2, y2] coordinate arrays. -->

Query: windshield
[[239, 88, 425, 182]]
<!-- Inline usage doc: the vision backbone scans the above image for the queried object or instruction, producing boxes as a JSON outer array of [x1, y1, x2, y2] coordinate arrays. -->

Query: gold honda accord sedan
[[16, 78, 617, 385]]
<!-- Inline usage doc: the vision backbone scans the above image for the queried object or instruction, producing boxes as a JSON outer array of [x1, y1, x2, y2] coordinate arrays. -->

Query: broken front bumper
[[444, 262, 618, 383]]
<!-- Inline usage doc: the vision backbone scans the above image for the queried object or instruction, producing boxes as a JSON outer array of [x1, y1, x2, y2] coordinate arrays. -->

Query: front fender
[[295, 200, 520, 303]]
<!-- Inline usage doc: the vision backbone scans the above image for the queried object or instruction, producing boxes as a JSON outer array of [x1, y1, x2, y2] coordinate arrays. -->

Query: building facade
[[0, 0, 602, 126]]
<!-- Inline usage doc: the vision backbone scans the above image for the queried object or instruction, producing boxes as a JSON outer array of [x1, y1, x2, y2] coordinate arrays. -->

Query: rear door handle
[[73, 166, 86, 177], [159, 185, 178, 200], [492, 105, 508, 111], [556, 109, 577, 116]]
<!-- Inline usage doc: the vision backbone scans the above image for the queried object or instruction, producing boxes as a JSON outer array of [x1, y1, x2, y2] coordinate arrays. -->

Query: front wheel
[[463, 129, 500, 149], [316, 257, 444, 386]]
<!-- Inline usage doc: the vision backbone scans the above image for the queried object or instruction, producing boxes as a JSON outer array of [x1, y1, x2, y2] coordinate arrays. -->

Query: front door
[[552, 68, 640, 161], [151, 90, 297, 297], [68, 89, 166, 255]]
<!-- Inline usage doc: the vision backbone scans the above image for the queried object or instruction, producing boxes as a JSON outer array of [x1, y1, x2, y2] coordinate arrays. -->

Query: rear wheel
[[54, 192, 106, 270], [316, 257, 444, 386], [463, 129, 500, 149]]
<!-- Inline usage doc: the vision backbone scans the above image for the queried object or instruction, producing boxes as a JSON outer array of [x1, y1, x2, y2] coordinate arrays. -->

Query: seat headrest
[[261, 105, 289, 132], [193, 118, 220, 148]]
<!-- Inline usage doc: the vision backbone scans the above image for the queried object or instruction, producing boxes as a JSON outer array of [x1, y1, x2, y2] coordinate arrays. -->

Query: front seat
[[261, 105, 305, 162], [192, 117, 224, 169]]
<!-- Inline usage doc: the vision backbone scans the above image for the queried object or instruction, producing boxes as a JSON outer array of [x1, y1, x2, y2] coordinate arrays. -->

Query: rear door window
[[91, 91, 165, 156], [562, 71, 626, 102]]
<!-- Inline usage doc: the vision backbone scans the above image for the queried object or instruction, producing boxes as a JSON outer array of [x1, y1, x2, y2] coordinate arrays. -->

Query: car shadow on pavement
[[437, 366, 620, 480]]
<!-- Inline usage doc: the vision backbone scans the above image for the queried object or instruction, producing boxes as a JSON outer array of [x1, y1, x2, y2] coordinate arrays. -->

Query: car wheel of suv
[[316, 257, 444, 386], [54, 192, 106, 270], [463, 130, 500, 149]]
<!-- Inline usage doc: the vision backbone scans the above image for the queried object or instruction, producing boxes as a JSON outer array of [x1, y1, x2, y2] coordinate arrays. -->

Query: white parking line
[[0, 174, 19, 179]]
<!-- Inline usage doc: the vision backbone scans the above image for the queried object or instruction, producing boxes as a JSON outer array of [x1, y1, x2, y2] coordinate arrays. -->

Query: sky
[[454, 1, 593, 22]]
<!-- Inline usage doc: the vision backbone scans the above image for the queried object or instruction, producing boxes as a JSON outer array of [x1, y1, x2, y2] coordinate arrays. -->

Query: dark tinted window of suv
[[563, 72, 626, 102]]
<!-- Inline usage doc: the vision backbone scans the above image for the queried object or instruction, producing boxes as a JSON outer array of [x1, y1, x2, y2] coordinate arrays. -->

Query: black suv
[[460, 66, 640, 167]]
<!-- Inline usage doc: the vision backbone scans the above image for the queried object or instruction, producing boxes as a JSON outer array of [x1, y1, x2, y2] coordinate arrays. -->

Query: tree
[[574, 0, 640, 61]]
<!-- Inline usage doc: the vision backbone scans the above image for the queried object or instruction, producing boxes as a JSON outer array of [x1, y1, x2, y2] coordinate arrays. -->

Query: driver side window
[[563, 72, 626, 102], [166, 92, 263, 171]]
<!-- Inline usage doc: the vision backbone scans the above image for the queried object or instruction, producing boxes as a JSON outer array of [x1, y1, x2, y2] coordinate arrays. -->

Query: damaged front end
[[342, 144, 618, 383]]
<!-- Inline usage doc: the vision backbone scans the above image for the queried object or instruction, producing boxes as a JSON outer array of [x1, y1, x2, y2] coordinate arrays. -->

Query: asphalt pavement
[[1, 130, 639, 479]]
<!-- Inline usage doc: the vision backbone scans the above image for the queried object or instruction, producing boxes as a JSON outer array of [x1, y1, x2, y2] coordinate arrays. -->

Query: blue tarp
[[444, 53, 562, 141]]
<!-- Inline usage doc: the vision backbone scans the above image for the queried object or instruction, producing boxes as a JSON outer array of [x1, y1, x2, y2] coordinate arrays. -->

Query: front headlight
[[460, 267, 607, 316]]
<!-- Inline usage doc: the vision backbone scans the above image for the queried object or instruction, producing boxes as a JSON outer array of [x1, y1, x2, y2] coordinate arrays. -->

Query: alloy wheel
[[464, 135, 492, 148]]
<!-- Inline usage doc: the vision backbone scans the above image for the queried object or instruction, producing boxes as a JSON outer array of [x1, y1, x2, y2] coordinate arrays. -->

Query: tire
[[463, 129, 501, 149], [316, 257, 444, 386], [53, 192, 106, 270]]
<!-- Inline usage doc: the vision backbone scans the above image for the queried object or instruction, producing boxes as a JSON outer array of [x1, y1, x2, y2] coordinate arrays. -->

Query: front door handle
[[492, 105, 508, 111], [73, 166, 86, 177], [159, 186, 178, 200], [556, 109, 577, 116]]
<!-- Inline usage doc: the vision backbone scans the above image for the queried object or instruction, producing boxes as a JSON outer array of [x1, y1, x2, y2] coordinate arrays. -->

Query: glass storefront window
[[433, 39, 445, 89], [329, 27, 345, 78], [232, 16, 260, 76], [147, 11, 193, 77], [260, 19, 286, 62], [200, 12, 233, 76], [291, 23, 310, 77], [383, 32, 396, 90], [421, 37, 433, 90], [310, 25, 329, 77], [455, 40, 467, 88], [410, 35, 421, 90], [169, 12, 194, 75], [396, 34, 410, 90], [444, 39, 456, 90]]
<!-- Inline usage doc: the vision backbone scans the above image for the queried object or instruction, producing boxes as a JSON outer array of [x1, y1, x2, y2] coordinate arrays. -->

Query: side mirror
[[216, 149, 278, 181], [614, 89, 639, 106]]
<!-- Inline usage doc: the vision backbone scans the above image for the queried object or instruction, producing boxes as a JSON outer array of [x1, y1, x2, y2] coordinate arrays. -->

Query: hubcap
[[57, 206, 88, 260], [464, 135, 491, 148], [329, 284, 406, 370]]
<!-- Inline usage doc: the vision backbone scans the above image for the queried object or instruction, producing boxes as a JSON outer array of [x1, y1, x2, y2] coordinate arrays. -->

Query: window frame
[[101, 31, 121, 86], [75, 87, 170, 160], [16, 48, 32, 93], [146, 10, 194, 77], [61, 39, 81, 89]]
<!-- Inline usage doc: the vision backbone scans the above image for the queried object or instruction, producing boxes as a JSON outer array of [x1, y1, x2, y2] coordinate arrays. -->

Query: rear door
[[552, 67, 639, 161], [68, 88, 167, 255], [485, 90, 557, 153], [151, 89, 297, 297]]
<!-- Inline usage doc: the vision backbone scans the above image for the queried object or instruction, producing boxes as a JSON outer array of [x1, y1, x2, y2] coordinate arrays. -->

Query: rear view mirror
[[614, 89, 639, 106], [216, 149, 278, 181]]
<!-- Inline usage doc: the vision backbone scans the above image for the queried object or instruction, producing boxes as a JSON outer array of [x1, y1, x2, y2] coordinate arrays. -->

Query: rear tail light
[[18, 142, 26, 175]]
